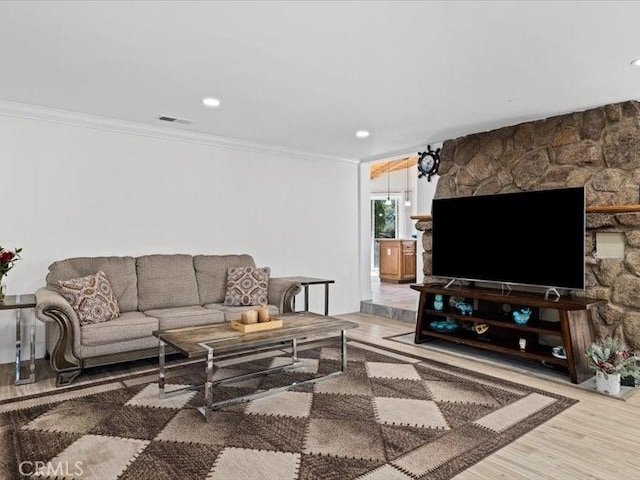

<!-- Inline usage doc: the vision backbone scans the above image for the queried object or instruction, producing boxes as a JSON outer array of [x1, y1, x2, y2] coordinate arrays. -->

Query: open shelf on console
[[420, 327, 567, 366], [422, 308, 562, 335]]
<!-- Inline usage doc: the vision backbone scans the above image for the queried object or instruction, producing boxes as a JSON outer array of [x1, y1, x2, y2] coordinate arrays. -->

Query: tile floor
[[370, 274, 420, 311], [360, 274, 420, 322]]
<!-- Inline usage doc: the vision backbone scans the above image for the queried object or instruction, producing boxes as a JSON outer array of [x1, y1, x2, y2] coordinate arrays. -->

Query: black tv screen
[[431, 187, 585, 290]]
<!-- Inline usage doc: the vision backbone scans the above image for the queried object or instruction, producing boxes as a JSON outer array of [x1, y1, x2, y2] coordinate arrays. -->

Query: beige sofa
[[35, 254, 301, 386]]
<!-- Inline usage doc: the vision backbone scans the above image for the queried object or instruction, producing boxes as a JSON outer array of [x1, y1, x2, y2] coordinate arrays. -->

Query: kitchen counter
[[378, 239, 416, 283]]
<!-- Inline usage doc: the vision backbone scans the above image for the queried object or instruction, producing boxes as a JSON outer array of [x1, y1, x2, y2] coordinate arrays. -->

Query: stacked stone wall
[[416, 100, 640, 348]]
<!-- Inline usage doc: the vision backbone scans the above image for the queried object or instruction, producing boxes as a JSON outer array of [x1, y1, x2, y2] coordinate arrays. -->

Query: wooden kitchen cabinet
[[378, 239, 416, 283]]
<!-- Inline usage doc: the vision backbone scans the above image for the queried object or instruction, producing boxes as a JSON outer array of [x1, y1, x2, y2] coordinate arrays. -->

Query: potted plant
[[585, 337, 640, 395]]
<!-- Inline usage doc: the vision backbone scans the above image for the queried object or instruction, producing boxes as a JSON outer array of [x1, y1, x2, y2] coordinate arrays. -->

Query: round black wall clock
[[417, 145, 441, 181]]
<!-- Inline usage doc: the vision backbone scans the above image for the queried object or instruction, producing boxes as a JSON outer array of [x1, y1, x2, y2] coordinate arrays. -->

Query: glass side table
[[281, 277, 335, 316], [0, 294, 36, 385]]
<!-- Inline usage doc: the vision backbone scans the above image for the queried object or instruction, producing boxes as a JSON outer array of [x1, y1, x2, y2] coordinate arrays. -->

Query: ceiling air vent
[[158, 115, 193, 126]]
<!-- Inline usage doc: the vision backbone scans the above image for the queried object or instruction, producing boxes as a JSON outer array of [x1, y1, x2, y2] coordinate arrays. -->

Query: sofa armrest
[[268, 278, 301, 313], [36, 287, 78, 326], [35, 287, 82, 385]]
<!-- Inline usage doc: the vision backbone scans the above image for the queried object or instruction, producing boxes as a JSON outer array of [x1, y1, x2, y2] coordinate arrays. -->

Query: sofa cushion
[[58, 271, 120, 326], [47, 256, 138, 312], [136, 254, 200, 311], [145, 306, 225, 330], [223, 266, 270, 306], [79, 336, 159, 359], [193, 254, 256, 305], [81, 312, 158, 346], [204, 303, 279, 322]]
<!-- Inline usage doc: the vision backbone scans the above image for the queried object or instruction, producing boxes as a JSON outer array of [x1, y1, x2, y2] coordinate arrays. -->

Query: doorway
[[359, 151, 441, 317], [371, 194, 400, 273]]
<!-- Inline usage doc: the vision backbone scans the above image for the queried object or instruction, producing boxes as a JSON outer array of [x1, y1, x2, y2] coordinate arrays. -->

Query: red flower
[[0, 250, 14, 264], [0, 247, 21, 276]]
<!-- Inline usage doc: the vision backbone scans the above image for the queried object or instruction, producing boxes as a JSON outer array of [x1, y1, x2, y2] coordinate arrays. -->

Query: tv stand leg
[[444, 278, 457, 289], [415, 335, 437, 344]]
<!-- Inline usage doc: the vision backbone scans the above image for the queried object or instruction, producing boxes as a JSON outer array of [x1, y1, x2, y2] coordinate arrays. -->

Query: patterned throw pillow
[[58, 271, 120, 325], [223, 266, 270, 306]]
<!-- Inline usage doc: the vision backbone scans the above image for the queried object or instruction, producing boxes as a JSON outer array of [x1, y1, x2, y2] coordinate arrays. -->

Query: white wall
[[0, 115, 360, 363], [358, 163, 372, 301]]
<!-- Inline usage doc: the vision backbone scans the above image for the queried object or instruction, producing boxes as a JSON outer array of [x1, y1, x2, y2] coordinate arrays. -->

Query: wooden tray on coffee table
[[230, 318, 283, 333]]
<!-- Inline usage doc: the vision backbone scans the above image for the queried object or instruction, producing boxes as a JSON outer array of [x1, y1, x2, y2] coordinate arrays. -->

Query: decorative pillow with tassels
[[58, 270, 120, 325]]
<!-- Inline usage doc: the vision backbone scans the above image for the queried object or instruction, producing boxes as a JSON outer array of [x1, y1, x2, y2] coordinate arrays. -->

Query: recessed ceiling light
[[631, 58, 640, 67], [202, 97, 221, 108], [355, 130, 370, 138]]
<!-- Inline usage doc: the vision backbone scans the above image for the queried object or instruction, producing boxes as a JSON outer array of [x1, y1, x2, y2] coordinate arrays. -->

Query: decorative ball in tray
[[429, 320, 459, 332]]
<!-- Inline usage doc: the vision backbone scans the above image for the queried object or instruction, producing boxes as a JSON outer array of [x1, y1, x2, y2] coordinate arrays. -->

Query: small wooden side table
[[281, 277, 335, 316], [0, 294, 37, 385]]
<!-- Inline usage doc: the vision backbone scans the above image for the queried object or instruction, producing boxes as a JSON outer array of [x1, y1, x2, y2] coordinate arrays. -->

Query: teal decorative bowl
[[429, 320, 459, 332]]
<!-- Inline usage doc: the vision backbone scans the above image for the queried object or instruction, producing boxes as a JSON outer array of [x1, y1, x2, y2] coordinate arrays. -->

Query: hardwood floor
[[2, 312, 638, 479], [340, 312, 640, 480]]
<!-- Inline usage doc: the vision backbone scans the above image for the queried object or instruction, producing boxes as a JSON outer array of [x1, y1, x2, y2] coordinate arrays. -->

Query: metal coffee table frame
[[155, 314, 356, 420]]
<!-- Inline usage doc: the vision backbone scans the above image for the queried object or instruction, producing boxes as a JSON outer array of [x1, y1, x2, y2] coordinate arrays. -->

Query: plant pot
[[595, 371, 621, 395]]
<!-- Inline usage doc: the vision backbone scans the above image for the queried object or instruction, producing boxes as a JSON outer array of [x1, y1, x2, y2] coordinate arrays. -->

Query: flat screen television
[[431, 186, 585, 291]]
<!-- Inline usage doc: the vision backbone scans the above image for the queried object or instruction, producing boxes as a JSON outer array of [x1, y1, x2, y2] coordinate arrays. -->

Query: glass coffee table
[[153, 312, 358, 420]]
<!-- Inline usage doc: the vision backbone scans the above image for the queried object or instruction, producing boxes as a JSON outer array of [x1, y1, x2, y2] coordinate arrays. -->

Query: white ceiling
[[2, 1, 640, 162]]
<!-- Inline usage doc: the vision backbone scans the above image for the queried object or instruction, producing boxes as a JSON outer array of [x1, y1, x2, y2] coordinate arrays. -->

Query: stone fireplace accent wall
[[416, 100, 640, 349]]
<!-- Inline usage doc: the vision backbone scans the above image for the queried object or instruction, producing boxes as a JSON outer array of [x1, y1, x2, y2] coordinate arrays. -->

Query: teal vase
[[433, 294, 443, 311]]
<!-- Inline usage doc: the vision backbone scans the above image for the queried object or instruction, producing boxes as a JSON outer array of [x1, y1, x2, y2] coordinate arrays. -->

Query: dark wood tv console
[[411, 283, 606, 384]]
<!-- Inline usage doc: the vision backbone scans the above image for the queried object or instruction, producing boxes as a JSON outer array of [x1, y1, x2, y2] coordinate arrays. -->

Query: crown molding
[[0, 100, 359, 165]]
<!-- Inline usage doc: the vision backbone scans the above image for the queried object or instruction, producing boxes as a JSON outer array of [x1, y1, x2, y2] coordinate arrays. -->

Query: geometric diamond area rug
[[0, 340, 577, 480]]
